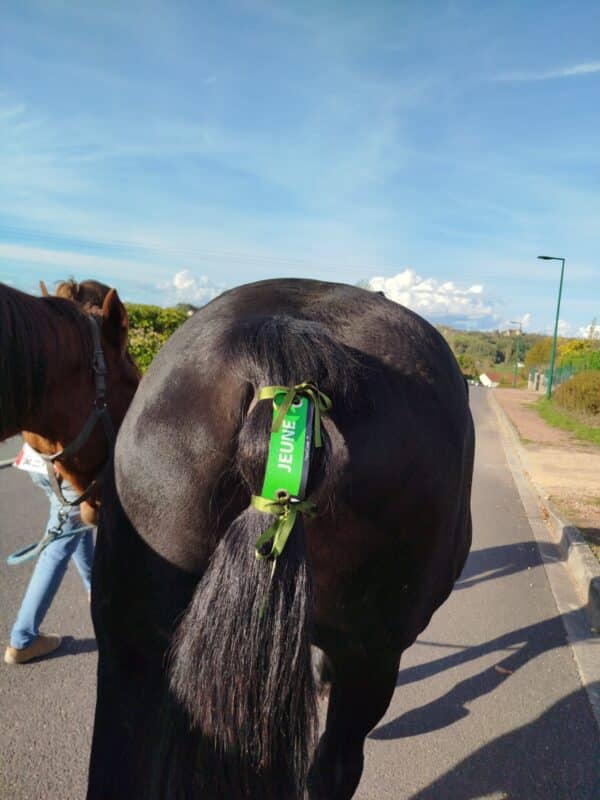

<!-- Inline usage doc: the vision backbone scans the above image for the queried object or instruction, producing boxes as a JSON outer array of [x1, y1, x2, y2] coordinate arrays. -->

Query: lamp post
[[538, 255, 566, 399], [509, 320, 522, 388]]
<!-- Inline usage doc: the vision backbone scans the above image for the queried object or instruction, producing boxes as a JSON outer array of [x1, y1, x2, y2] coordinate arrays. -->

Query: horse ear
[[39, 280, 49, 297], [101, 288, 129, 355]]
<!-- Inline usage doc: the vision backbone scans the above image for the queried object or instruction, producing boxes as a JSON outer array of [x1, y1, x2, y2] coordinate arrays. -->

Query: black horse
[[89, 278, 474, 799]]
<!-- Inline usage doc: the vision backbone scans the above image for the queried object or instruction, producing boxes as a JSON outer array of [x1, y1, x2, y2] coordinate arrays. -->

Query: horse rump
[[168, 315, 358, 799]]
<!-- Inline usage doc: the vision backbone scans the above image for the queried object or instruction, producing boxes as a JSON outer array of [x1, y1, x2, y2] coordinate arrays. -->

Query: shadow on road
[[368, 531, 600, 796], [581, 527, 600, 552], [63, 635, 97, 655], [43, 636, 97, 661], [383, 611, 598, 715], [407, 683, 600, 799], [457, 529, 599, 597], [455, 540, 542, 591], [371, 609, 600, 797]]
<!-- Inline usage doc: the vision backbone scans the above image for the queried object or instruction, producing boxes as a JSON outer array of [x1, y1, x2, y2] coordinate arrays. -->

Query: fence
[[528, 351, 600, 394]]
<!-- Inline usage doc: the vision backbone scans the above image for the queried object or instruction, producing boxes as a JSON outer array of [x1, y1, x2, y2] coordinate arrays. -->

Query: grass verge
[[536, 398, 600, 446]]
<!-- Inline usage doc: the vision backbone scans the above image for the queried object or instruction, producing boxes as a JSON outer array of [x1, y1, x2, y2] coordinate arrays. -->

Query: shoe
[[4, 634, 62, 665]]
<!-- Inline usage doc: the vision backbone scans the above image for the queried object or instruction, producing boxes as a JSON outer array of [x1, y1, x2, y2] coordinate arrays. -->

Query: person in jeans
[[4, 278, 113, 665], [4, 467, 94, 664]]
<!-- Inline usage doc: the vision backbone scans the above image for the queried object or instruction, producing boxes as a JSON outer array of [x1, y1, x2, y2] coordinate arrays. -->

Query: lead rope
[[6, 506, 89, 565]]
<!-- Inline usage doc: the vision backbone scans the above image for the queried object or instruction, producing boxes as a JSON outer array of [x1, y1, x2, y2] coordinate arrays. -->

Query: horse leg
[[307, 645, 400, 800]]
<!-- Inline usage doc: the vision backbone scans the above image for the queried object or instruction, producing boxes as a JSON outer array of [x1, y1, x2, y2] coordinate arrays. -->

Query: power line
[[0, 223, 388, 275]]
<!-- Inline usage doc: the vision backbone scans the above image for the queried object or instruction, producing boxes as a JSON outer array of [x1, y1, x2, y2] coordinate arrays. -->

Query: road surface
[[1, 389, 598, 799]]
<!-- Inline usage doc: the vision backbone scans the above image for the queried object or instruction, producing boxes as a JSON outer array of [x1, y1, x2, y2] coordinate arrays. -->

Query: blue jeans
[[10, 472, 95, 649]]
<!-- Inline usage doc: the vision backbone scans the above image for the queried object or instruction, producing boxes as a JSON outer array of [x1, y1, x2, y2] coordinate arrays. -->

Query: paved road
[[1, 390, 599, 799]]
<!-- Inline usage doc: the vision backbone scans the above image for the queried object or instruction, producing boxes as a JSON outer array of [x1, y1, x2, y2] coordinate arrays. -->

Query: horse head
[[0, 282, 140, 522]]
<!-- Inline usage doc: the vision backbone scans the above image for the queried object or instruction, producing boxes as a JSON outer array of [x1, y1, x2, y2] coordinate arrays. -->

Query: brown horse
[[89, 278, 474, 799], [0, 282, 139, 511]]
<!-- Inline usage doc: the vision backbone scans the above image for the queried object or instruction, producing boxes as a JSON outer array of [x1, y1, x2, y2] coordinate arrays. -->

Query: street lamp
[[538, 255, 566, 399], [509, 320, 522, 388]]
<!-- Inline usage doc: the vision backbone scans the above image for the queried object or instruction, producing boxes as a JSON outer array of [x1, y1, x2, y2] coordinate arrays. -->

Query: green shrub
[[553, 370, 600, 416], [125, 304, 188, 335], [125, 304, 189, 371], [558, 338, 595, 364], [456, 353, 477, 377], [560, 350, 600, 371]]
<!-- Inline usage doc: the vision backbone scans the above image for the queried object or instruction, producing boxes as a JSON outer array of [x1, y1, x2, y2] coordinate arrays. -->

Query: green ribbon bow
[[258, 382, 332, 448], [252, 493, 316, 616], [252, 494, 316, 563]]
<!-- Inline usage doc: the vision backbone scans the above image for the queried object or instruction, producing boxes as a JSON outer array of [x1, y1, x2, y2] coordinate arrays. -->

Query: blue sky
[[1, 1, 599, 334]]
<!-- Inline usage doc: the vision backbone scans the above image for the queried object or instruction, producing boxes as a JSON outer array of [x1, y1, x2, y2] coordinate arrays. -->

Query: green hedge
[[553, 370, 600, 417], [560, 350, 600, 371], [125, 304, 189, 371]]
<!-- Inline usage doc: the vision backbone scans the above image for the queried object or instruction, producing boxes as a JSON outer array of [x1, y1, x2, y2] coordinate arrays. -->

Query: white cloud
[[367, 269, 497, 328], [559, 62, 600, 77], [578, 323, 600, 339], [496, 61, 600, 82], [157, 270, 221, 305]]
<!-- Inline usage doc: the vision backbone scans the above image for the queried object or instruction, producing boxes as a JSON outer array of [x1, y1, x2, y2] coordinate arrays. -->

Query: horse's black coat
[[89, 279, 474, 799]]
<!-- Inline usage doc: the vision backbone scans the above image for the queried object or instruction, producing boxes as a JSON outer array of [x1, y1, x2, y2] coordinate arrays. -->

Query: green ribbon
[[251, 382, 331, 616], [252, 494, 316, 562], [258, 382, 332, 448], [251, 493, 316, 616]]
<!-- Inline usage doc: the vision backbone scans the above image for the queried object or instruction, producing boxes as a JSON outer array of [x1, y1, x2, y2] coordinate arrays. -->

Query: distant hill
[[436, 325, 544, 383]]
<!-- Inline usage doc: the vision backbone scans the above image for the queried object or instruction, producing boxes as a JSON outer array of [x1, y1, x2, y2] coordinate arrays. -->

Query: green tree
[[456, 353, 477, 377], [524, 338, 554, 371]]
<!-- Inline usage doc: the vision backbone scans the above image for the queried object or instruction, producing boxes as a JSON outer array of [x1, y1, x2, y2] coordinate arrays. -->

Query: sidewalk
[[491, 388, 600, 629], [492, 389, 600, 550]]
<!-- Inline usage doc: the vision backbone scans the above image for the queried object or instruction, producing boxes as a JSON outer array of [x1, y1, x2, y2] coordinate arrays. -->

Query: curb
[[489, 390, 600, 630], [544, 506, 600, 631], [0, 457, 17, 470]]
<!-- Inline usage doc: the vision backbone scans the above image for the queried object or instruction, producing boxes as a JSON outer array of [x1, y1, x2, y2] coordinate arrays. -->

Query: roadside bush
[[560, 350, 600, 372], [456, 353, 477, 377], [125, 303, 189, 371], [558, 338, 595, 363], [125, 304, 188, 335], [553, 370, 600, 417]]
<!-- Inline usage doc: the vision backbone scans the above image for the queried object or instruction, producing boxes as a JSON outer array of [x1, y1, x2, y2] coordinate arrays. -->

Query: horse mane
[[0, 284, 94, 437]]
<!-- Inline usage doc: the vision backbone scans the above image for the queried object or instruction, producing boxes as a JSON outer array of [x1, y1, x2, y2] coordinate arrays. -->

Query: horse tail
[[169, 315, 357, 799]]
